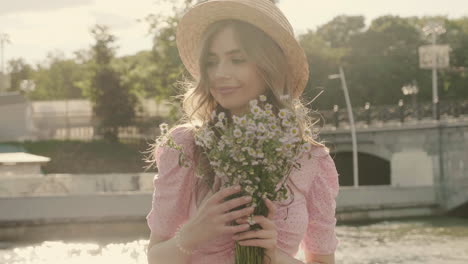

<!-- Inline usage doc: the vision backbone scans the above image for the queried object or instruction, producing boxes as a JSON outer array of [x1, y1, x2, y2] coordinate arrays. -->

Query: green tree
[[316, 15, 366, 49], [436, 17, 468, 100], [300, 16, 366, 110], [87, 24, 137, 142], [140, 0, 197, 122], [30, 51, 85, 100], [342, 16, 426, 106], [7, 58, 34, 93]]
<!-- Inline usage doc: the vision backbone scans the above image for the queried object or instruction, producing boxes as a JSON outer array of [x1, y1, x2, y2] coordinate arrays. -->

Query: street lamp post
[[0, 33, 11, 74], [421, 21, 448, 208], [401, 81, 419, 120], [422, 22, 446, 120], [329, 66, 359, 187]]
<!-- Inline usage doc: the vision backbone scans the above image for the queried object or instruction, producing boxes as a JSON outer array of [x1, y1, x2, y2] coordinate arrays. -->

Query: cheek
[[246, 72, 266, 95]]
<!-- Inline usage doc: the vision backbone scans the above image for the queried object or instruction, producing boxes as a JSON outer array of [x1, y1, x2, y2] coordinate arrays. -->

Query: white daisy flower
[[301, 142, 312, 152], [259, 94, 267, 102], [218, 112, 226, 120], [239, 116, 247, 126], [249, 99, 258, 107], [251, 105, 261, 116], [269, 123, 278, 130], [215, 121, 224, 129], [218, 142, 225, 151], [258, 123, 266, 133], [247, 148, 256, 157], [278, 109, 289, 119], [233, 115, 240, 124], [233, 128, 242, 138], [289, 127, 299, 136]]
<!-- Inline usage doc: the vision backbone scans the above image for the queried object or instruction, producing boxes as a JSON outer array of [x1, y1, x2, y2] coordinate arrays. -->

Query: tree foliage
[[6, 58, 34, 93], [301, 15, 468, 110], [7, 9, 468, 119], [86, 25, 137, 142]]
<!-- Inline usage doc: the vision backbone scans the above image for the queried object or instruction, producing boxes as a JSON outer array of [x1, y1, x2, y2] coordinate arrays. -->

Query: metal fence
[[32, 115, 163, 143], [30, 100, 468, 141], [320, 99, 468, 128]]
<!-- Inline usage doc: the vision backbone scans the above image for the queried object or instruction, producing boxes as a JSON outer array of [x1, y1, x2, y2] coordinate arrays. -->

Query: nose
[[213, 60, 233, 80]]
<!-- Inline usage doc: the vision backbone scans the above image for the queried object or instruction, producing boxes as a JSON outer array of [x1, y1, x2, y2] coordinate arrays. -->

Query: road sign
[[419, 44, 450, 69]]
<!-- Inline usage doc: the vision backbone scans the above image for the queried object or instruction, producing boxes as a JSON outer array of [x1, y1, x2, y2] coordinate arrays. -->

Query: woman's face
[[206, 26, 267, 116]]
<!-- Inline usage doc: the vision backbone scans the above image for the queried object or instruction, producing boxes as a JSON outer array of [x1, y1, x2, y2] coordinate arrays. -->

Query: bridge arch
[[331, 150, 391, 186]]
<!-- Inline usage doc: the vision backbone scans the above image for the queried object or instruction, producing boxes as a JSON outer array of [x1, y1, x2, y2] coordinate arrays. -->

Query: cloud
[[0, 0, 94, 15]]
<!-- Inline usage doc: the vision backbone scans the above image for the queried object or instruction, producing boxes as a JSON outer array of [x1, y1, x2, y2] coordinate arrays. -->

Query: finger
[[237, 238, 275, 248], [264, 197, 277, 220], [237, 215, 275, 230], [223, 223, 251, 235], [209, 185, 241, 205], [235, 216, 248, 223], [221, 206, 255, 224], [232, 229, 273, 241], [215, 195, 252, 214]]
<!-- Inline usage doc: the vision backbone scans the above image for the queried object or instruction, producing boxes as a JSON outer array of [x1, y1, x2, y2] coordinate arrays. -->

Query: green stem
[[234, 197, 268, 264]]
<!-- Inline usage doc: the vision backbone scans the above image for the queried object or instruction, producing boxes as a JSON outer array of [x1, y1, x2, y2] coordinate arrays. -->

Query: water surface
[[1, 216, 467, 264]]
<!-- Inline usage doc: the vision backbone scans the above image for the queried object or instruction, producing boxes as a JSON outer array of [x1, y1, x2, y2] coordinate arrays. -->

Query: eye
[[205, 60, 217, 67], [232, 58, 246, 64]]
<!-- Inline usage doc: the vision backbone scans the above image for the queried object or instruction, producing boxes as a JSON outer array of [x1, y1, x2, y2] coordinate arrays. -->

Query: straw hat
[[176, 0, 309, 99]]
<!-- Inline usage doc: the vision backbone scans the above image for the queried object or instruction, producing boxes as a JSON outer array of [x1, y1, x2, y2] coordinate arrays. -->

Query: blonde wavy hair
[[148, 19, 326, 207]]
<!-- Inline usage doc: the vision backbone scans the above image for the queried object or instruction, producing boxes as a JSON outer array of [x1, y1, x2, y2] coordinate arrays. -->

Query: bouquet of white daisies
[[157, 94, 314, 264]]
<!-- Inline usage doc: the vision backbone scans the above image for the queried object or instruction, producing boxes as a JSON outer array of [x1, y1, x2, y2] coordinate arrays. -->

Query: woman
[[146, 0, 340, 263]]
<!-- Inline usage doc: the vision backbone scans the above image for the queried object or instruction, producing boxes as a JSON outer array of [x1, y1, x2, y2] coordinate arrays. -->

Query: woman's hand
[[233, 197, 278, 264], [182, 185, 255, 250]]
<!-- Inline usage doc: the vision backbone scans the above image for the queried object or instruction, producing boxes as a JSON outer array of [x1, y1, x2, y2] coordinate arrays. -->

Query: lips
[[217, 86, 239, 94]]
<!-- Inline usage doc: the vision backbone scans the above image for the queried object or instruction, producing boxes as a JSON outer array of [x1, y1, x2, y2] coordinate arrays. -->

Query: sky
[[0, 0, 467, 67]]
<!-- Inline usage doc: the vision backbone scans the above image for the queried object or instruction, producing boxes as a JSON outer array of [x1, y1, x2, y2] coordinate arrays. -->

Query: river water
[[1, 216, 467, 264]]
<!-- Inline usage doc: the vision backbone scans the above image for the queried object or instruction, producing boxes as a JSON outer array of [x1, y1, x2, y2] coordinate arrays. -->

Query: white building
[[0, 92, 36, 142]]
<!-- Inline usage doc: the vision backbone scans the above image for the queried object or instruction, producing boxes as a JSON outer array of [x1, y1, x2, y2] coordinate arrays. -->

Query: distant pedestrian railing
[[29, 100, 468, 141], [320, 99, 468, 128], [32, 115, 163, 143]]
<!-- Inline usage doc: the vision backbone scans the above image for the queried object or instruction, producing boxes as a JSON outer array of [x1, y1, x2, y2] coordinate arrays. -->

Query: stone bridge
[[319, 117, 468, 213]]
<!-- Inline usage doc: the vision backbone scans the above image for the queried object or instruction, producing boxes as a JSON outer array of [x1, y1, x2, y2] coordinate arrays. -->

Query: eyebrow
[[207, 49, 242, 56]]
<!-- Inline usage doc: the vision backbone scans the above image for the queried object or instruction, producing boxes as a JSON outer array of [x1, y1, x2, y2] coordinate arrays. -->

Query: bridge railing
[[319, 99, 468, 128], [19, 99, 468, 142]]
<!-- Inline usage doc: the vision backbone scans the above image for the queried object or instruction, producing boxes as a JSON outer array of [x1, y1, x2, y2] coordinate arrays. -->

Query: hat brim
[[176, 0, 309, 98]]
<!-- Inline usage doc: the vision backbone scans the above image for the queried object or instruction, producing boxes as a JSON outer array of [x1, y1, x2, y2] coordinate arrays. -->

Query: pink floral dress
[[146, 126, 340, 263]]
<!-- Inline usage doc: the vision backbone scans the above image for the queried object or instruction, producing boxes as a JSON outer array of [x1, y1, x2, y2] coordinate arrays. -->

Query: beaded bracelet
[[174, 224, 198, 255]]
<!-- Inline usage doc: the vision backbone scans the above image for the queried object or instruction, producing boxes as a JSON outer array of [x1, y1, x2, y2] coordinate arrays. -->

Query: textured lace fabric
[[146, 125, 340, 263]]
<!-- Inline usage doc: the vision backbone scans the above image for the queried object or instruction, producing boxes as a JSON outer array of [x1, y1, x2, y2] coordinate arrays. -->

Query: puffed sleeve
[[300, 147, 340, 255], [145, 125, 196, 240]]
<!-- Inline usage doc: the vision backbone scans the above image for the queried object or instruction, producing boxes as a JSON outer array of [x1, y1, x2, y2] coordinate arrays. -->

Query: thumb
[[264, 197, 277, 220]]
